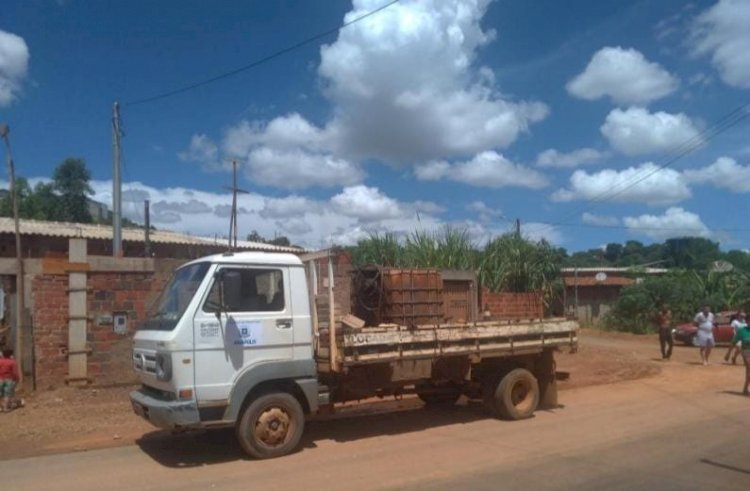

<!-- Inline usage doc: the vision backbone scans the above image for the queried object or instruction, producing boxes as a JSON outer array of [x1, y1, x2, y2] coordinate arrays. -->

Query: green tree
[[604, 243, 623, 263], [662, 237, 720, 270], [53, 158, 93, 223]]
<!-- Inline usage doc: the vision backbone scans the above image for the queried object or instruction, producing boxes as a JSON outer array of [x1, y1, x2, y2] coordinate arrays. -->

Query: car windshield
[[140, 262, 211, 331]]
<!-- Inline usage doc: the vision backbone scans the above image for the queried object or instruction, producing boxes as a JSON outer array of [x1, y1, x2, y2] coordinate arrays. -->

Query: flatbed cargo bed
[[335, 318, 578, 365]]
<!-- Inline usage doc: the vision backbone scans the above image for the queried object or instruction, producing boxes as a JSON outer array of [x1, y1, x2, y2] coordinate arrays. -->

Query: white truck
[[130, 251, 578, 459]]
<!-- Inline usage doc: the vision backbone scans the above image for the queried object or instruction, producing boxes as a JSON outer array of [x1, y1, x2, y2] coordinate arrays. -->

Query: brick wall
[[32, 259, 183, 389], [481, 289, 544, 320], [32, 275, 69, 388], [86, 272, 170, 385]]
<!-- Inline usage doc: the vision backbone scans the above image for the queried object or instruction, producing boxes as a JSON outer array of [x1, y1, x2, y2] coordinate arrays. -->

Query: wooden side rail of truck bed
[[337, 319, 578, 365]]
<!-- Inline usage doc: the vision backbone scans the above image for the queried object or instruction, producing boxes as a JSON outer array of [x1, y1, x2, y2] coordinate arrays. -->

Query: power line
[[526, 100, 750, 236], [125, 0, 400, 107]]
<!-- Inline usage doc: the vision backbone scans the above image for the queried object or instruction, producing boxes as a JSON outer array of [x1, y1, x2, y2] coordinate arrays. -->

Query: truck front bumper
[[129, 389, 201, 430]]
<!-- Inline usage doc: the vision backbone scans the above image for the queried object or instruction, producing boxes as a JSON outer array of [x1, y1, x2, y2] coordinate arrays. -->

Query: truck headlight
[[155, 352, 172, 382]]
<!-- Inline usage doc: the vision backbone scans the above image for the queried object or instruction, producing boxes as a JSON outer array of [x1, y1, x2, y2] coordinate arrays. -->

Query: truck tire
[[236, 392, 305, 459], [490, 368, 539, 420]]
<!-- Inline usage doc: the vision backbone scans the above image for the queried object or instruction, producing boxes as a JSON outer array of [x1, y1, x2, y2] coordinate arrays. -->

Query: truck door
[[192, 266, 293, 403]]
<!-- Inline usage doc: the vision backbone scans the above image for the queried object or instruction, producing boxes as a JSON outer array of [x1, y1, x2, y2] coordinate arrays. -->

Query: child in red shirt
[[0, 349, 19, 412]]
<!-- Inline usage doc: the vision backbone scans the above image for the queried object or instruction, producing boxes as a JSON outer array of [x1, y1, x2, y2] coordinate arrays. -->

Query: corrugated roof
[[0, 217, 303, 253], [563, 276, 635, 287], [560, 267, 668, 274]]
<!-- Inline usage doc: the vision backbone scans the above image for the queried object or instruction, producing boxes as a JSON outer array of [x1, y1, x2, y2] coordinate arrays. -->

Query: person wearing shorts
[[694, 305, 715, 366], [0, 349, 19, 412], [724, 311, 746, 365], [656, 306, 673, 360], [731, 324, 750, 395]]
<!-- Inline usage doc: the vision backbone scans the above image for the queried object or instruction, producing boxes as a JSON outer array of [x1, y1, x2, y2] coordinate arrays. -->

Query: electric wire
[[525, 101, 750, 236], [125, 0, 400, 106]]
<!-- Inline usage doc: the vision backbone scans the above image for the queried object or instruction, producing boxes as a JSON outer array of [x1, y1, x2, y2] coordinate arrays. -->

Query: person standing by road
[[694, 305, 715, 366], [724, 311, 746, 365], [0, 349, 19, 412], [731, 322, 750, 395], [656, 306, 673, 360]]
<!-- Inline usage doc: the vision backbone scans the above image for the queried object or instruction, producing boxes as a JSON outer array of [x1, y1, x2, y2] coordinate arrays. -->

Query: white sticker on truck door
[[228, 319, 263, 346]]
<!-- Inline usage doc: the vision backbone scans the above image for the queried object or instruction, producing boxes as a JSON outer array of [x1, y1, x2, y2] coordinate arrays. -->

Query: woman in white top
[[724, 311, 746, 365], [694, 304, 715, 366]]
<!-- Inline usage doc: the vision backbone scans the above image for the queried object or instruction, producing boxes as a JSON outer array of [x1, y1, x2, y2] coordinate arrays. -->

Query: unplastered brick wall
[[32, 259, 183, 389], [32, 275, 69, 388], [482, 289, 544, 320], [86, 272, 170, 385]]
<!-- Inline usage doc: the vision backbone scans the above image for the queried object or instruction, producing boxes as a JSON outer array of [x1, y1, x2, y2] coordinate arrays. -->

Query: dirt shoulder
[[0, 329, 712, 460]]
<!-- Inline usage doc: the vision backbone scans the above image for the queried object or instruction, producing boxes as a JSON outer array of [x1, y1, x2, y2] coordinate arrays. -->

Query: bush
[[602, 270, 750, 334]]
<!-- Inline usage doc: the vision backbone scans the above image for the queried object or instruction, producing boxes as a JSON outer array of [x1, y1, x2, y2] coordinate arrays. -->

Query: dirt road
[[3, 333, 748, 490]]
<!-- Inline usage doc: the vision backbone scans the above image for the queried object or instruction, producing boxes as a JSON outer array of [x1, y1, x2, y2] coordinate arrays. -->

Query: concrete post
[[68, 238, 88, 383]]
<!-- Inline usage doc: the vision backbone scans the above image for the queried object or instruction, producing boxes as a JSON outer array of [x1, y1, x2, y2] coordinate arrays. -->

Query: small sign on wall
[[113, 312, 128, 335]]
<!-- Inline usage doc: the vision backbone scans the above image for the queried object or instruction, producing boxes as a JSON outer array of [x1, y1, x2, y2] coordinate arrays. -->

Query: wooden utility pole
[[515, 218, 521, 238], [0, 124, 24, 383], [223, 159, 248, 251]]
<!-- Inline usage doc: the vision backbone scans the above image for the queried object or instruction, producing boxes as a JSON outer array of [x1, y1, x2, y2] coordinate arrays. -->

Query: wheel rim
[[254, 406, 293, 448], [510, 379, 534, 413]]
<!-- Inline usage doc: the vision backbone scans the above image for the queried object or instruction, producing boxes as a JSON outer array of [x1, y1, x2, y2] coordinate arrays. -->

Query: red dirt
[[0, 329, 671, 460]]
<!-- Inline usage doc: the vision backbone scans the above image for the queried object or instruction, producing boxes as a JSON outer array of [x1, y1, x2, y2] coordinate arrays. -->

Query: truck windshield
[[140, 262, 211, 331]]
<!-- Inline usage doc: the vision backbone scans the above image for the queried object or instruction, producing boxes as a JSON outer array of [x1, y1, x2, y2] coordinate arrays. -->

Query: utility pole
[[111, 102, 123, 257], [515, 218, 521, 238], [223, 159, 248, 251], [0, 123, 24, 383], [144, 200, 151, 257]]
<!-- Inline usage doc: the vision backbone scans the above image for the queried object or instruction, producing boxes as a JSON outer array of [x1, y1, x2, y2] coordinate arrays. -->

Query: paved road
[[4, 360, 748, 490]]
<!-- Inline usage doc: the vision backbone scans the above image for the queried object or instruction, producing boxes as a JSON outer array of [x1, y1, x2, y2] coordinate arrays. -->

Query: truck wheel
[[236, 392, 305, 459], [491, 368, 539, 420]]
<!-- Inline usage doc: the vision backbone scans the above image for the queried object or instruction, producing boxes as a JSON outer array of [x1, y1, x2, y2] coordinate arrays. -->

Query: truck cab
[[130, 252, 320, 458]]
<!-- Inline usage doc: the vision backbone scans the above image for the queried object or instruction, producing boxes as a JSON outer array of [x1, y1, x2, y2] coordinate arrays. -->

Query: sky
[[2, 0, 750, 251]]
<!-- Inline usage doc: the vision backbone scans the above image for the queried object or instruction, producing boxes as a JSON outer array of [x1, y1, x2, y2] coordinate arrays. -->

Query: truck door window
[[204, 268, 285, 313]]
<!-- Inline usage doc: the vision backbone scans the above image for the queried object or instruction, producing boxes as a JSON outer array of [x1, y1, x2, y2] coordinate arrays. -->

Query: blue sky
[[2, 0, 750, 250]]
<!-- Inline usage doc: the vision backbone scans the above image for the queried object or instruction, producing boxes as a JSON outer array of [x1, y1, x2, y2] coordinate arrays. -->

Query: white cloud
[[415, 151, 548, 189], [245, 146, 363, 189], [581, 212, 620, 227], [318, 0, 549, 163], [684, 156, 750, 192], [566, 47, 678, 105], [691, 0, 750, 88], [178, 134, 224, 172], [259, 196, 322, 219], [522, 223, 563, 245], [414, 160, 451, 180], [179, 115, 362, 190], [330, 185, 403, 222], [551, 162, 691, 206], [84, 180, 449, 249], [181, 1, 550, 188], [624, 207, 710, 240], [466, 200, 503, 223], [536, 148, 607, 168], [601, 107, 702, 156], [0, 30, 30, 106]]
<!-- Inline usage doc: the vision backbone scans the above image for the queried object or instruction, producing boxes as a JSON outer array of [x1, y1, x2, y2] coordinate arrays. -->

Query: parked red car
[[672, 311, 737, 346]]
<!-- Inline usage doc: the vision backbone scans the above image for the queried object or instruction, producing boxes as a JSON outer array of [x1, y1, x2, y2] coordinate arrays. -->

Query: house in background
[[561, 267, 668, 325]]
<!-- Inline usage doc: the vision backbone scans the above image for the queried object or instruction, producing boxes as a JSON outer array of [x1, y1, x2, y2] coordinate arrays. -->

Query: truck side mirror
[[220, 270, 242, 312]]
